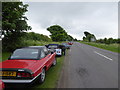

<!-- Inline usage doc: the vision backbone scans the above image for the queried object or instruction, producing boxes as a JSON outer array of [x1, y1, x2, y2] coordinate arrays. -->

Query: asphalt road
[[57, 42, 118, 88]]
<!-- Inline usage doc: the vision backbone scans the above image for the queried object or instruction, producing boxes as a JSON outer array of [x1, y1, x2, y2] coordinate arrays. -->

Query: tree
[[84, 31, 91, 37], [117, 38, 120, 43], [104, 38, 107, 44], [67, 35, 74, 41], [2, 2, 31, 51], [83, 36, 86, 41], [74, 38, 78, 41], [83, 31, 96, 42], [87, 34, 91, 42], [2, 2, 31, 36], [108, 38, 114, 44], [47, 25, 73, 41]]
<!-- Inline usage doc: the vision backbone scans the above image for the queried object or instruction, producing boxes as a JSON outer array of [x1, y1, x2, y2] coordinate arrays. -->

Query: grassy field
[[79, 41, 120, 53], [2, 52, 11, 61]]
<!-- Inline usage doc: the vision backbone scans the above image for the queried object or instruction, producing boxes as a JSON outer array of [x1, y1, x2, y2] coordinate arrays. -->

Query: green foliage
[[96, 38, 120, 44], [2, 32, 53, 52], [83, 31, 96, 42], [118, 38, 120, 43], [22, 32, 52, 42], [2, 2, 31, 36], [84, 31, 91, 37], [2, 52, 11, 62], [2, 2, 31, 52], [2, 33, 25, 51], [74, 38, 78, 41], [67, 35, 74, 41], [47, 25, 74, 41], [83, 36, 86, 41]]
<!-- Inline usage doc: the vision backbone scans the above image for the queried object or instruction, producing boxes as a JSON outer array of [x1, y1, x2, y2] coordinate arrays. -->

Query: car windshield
[[10, 48, 39, 60], [62, 43, 67, 45]]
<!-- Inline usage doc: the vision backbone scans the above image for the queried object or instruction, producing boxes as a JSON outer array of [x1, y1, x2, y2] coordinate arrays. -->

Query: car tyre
[[52, 57, 57, 66], [37, 68, 46, 84]]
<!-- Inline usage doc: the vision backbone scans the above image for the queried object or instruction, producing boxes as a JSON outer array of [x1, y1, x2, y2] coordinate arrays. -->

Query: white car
[[55, 48, 62, 56], [47, 44, 62, 56]]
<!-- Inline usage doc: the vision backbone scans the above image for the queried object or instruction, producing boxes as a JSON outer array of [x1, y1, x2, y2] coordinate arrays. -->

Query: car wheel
[[37, 68, 46, 84], [52, 57, 57, 66]]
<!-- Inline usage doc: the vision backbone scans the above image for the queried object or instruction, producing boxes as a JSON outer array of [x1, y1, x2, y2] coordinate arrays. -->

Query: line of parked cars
[[46, 42, 73, 56], [0, 42, 73, 89]]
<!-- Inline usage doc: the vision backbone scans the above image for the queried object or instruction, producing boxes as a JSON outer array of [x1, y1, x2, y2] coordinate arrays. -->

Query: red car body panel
[[1, 60, 37, 69], [0, 80, 4, 89], [68, 42, 73, 45], [26, 54, 55, 77]]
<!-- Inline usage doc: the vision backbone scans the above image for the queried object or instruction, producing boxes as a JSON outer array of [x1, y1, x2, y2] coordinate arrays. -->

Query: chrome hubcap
[[53, 59, 56, 65], [41, 69, 45, 81]]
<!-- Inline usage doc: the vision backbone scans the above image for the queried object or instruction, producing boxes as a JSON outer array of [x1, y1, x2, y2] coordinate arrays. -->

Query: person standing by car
[[59, 45, 66, 55]]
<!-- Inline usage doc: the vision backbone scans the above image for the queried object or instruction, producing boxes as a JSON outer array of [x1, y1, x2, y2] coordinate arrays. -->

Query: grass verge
[[2, 52, 11, 62], [79, 41, 120, 53]]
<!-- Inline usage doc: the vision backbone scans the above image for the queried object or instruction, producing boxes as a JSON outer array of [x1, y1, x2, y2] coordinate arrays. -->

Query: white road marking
[[94, 51, 113, 61]]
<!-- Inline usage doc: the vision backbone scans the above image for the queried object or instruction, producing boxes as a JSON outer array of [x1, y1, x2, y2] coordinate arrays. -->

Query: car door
[[43, 47, 54, 65], [41, 50, 52, 69]]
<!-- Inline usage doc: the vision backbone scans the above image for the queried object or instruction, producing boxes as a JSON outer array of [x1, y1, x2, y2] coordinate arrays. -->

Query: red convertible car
[[0, 46, 56, 84]]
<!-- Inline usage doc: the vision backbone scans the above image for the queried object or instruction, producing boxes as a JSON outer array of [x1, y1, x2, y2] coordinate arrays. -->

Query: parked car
[[0, 80, 5, 89], [0, 46, 56, 84], [68, 42, 73, 45], [28, 46, 50, 55], [47, 44, 62, 56], [62, 43, 71, 49]]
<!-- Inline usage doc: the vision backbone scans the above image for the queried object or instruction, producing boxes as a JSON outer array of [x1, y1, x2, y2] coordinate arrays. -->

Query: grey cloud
[[25, 2, 118, 39]]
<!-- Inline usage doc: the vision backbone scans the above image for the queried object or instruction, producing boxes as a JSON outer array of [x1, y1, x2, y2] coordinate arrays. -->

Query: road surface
[[57, 42, 118, 88]]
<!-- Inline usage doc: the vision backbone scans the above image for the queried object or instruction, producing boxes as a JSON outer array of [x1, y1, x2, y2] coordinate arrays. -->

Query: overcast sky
[[24, 2, 118, 40]]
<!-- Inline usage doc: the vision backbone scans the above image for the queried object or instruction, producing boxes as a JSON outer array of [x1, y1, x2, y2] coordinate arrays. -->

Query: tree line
[[82, 31, 120, 44], [96, 38, 120, 44]]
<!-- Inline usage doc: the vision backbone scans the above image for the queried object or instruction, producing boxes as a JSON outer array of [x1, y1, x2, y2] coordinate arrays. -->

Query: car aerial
[[0, 46, 56, 84], [62, 43, 71, 49], [47, 44, 62, 56]]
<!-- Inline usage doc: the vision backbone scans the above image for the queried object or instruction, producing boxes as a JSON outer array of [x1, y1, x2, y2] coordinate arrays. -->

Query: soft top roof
[[21, 46, 45, 50], [48, 44, 59, 46]]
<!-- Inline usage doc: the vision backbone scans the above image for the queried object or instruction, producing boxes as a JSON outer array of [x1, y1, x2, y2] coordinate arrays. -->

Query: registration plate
[[0, 71, 16, 76]]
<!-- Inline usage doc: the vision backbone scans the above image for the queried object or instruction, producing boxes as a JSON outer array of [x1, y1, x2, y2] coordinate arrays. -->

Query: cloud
[[25, 2, 118, 40]]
